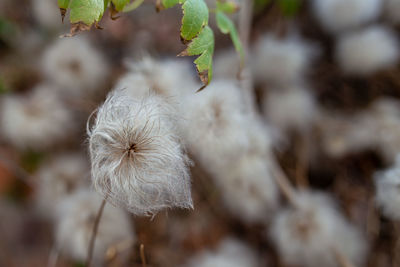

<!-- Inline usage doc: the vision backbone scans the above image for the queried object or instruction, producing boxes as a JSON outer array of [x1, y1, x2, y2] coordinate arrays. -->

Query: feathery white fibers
[[374, 156, 400, 220], [385, 0, 400, 24], [336, 26, 399, 75], [115, 57, 199, 98], [216, 152, 278, 223], [311, 0, 382, 33], [42, 36, 109, 96], [263, 86, 316, 133], [55, 190, 134, 265], [252, 34, 317, 86], [180, 79, 249, 169], [0, 84, 74, 150], [32, 0, 63, 28], [88, 90, 192, 215], [270, 190, 367, 267], [35, 153, 90, 219], [184, 238, 260, 267]]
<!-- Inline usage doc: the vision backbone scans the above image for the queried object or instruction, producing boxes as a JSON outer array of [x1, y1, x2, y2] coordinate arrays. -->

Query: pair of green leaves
[[57, 0, 243, 89]]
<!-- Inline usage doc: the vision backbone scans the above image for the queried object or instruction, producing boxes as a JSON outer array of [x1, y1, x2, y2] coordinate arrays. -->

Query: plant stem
[[140, 244, 147, 267], [86, 197, 107, 267]]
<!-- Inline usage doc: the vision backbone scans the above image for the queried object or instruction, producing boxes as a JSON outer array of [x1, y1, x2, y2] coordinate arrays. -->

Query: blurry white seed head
[[116, 57, 199, 98], [215, 153, 278, 223], [374, 155, 400, 220], [311, 0, 383, 33], [252, 34, 317, 86], [385, 0, 400, 24], [263, 87, 317, 133], [42, 36, 109, 96], [336, 26, 399, 75], [88, 90, 192, 215], [35, 152, 90, 219], [0, 84, 75, 150], [184, 238, 260, 267], [55, 190, 134, 265], [270, 190, 367, 267], [180, 79, 249, 169]]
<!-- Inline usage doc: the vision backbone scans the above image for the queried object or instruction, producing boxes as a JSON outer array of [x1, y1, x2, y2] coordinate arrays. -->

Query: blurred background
[[1, 0, 400, 266]]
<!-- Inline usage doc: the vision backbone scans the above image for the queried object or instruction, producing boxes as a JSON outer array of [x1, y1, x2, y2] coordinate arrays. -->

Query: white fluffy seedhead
[[42, 36, 109, 96], [336, 26, 399, 75], [55, 190, 134, 265], [319, 98, 400, 162], [216, 153, 278, 223], [180, 79, 250, 169], [263, 87, 317, 133], [35, 152, 90, 219], [385, 0, 400, 24], [311, 0, 382, 33], [375, 156, 400, 220], [184, 238, 260, 267], [270, 190, 367, 267], [0, 84, 75, 150], [88, 90, 192, 215], [116, 57, 199, 99], [252, 34, 317, 86]]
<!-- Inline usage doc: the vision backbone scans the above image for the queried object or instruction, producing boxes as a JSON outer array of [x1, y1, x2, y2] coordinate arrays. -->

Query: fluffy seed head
[[115, 57, 199, 99], [88, 90, 192, 215], [252, 34, 317, 86], [311, 0, 382, 33], [335, 26, 399, 75], [270, 190, 367, 267], [215, 153, 278, 223], [263, 87, 316, 133], [35, 152, 90, 219], [184, 238, 260, 267], [55, 190, 134, 265], [375, 156, 400, 220], [42, 36, 109, 96], [180, 79, 250, 170], [0, 84, 75, 150]]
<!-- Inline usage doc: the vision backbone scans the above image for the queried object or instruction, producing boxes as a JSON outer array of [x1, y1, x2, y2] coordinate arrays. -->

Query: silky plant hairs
[[87, 89, 193, 216]]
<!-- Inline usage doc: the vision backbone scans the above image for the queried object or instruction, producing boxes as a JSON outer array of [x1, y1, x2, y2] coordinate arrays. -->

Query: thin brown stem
[[140, 243, 147, 267], [269, 157, 297, 207], [238, 0, 255, 111], [86, 197, 107, 267]]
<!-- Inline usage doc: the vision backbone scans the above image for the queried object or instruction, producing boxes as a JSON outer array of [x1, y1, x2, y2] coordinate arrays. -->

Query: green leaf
[[181, 26, 214, 87], [216, 1, 238, 14], [161, 0, 181, 9], [216, 11, 244, 65], [277, 0, 301, 17], [123, 0, 145, 12], [69, 0, 104, 25], [111, 0, 130, 11], [58, 0, 70, 9], [181, 0, 208, 40], [104, 0, 111, 9]]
